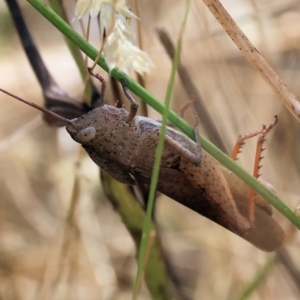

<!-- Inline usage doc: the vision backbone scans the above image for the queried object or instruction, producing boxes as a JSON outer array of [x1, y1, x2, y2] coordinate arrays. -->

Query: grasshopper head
[[66, 105, 125, 145]]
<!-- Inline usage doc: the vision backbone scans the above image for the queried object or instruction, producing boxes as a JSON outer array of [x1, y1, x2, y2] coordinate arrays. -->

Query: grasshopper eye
[[74, 127, 96, 143]]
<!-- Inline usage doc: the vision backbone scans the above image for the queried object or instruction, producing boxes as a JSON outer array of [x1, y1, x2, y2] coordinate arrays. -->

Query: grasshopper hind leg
[[231, 116, 278, 225]]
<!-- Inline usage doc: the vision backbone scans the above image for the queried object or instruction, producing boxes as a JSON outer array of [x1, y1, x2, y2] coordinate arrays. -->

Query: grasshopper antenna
[[0, 89, 77, 128], [5, 0, 97, 125]]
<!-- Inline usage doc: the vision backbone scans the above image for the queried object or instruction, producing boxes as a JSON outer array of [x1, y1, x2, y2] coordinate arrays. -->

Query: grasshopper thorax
[[66, 105, 129, 145]]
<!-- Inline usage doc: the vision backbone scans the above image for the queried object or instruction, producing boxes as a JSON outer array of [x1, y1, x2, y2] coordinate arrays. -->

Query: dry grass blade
[[202, 0, 300, 122], [277, 247, 300, 293], [0, 116, 42, 153], [2, 0, 300, 299], [156, 28, 226, 151]]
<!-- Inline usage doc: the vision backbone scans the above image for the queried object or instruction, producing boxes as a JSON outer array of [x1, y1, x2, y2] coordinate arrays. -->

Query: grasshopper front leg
[[120, 78, 140, 124]]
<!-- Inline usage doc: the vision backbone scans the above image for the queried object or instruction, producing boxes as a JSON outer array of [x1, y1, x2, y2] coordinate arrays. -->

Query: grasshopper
[[2, 0, 285, 252], [0, 71, 285, 252]]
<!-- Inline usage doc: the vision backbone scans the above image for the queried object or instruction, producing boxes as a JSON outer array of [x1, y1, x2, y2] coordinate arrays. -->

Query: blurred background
[[0, 0, 300, 299]]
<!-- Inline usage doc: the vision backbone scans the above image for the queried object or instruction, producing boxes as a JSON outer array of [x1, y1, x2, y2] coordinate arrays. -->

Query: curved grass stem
[[26, 0, 300, 230]]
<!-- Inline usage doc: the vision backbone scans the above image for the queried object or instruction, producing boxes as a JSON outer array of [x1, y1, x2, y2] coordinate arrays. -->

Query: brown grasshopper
[[0, 71, 285, 252]]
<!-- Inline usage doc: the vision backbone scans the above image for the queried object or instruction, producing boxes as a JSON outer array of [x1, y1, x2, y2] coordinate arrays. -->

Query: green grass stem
[[27, 0, 300, 230], [131, 1, 191, 298]]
